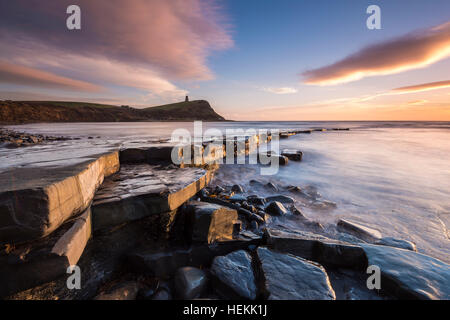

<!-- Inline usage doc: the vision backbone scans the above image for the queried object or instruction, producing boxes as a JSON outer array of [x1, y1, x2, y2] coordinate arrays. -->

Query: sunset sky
[[0, 0, 449, 120]]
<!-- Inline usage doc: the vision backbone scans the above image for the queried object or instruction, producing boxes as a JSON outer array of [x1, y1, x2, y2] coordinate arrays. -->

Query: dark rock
[[281, 149, 303, 161], [265, 201, 288, 216], [184, 201, 238, 244], [231, 184, 245, 193], [95, 281, 139, 300], [214, 186, 225, 194], [238, 208, 265, 225], [152, 288, 172, 300], [247, 195, 266, 206], [210, 250, 257, 300], [361, 244, 450, 300], [228, 194, 247, 202], [287, 185, 302, 193], [265, 195, 295, 204], [249, 180, 264, 187], [250, 220, 259, 232], [376, 237, 417, 252], [265, 182, 278, 191], [256, 247, 336, 300], [128, 248, 191, 277], [264, 228, 367, 270], [337, 219, 382, 242], [174, 267, 208, 299]]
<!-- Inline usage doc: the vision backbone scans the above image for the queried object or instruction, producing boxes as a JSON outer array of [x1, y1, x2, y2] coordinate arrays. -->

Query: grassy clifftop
[[0, 100, 225, 124]]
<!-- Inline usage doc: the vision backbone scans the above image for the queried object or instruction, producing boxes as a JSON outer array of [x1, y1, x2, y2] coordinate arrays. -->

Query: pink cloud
[[302, 21, 450, 85], [0, 0, 232, 81], [0, 61, 101, 92]]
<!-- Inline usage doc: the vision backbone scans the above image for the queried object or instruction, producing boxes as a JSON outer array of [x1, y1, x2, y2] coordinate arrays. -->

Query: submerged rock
[[265, 201, 288, 216], [361, 244, 450, 300], [174, 267, 208, 299], [231, 184, 245, 193], [210, 250, 257, 300], [376, 237, 417, 252], [281, 149, 303, 161], [256, 247, 336, 300], [265, 195, 295, 204], [337, 219, 382, 242]]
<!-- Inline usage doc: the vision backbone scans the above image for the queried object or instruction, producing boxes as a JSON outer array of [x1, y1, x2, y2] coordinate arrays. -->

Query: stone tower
[[185, 95, 189, 102]]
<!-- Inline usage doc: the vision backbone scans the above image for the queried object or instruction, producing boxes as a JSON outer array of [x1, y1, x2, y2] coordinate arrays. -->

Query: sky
[[0, 0, 449, 121]]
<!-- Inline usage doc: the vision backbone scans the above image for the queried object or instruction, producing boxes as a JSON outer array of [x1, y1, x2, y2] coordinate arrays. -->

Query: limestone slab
[[92, 164, 212, 230]]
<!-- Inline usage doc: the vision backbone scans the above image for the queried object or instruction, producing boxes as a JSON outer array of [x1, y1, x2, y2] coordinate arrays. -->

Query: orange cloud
[[0, 61, 101, 92], [302, 22, 450, 85], [392, 80, 450, 94]]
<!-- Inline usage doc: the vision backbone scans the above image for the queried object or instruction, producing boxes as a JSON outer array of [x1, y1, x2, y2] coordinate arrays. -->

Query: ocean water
[[3, 121, 450, 263]]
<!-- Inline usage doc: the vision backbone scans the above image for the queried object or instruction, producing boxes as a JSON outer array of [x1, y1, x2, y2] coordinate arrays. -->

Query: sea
[[2, 121, 449, 263]]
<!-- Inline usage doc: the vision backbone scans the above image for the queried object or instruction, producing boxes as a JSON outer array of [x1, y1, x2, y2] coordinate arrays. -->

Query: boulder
[[210, 250, 257, 300], [265, 201, 288, 216], [376, 237, 417, 252], [184, 201, 238, 244], [174, 267, 208, 299], [231, 185, 245, 194], [337, 219, 382, 242], [265, 195, 295, 204], [127, 248, 191, 277], [361, 244, 450, 300], [256, 247, 336, 300], [264, 228, 367, 270], [95, 281, 139, 300], [281, 149, 303, 161], [238, 208, 265, 225]]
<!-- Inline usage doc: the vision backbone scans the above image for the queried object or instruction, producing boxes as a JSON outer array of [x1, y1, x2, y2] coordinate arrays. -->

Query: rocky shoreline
[[0, 127, 449, 300], [0, 128, 72, 148]]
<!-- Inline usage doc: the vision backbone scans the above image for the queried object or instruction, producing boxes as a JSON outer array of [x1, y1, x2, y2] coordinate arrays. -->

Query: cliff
[[0, 100, 225, 124]]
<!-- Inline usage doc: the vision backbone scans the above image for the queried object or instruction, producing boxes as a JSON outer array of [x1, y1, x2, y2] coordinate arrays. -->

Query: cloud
[[262, 87, 298, 94], [0, 61, 101, 92], [392, 80, 450, 94], [302, 21, 450, 85], [407, 100, 428, 106], [0, 0, 232, 102], [0, 0, 232, 81]]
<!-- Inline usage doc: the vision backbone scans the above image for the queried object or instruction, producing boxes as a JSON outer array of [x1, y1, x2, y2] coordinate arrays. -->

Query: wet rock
[[210, 250, 257, 300], [376, 237, 417, 252], [256, 247, 336, 300], [264, 228, 367, 270], [214, 186, 225, 194], [264, 182, 278, 191], [0, 208, 92, 298], [265, 195, 295, 204], [265, 201, 288, 216], [361, 244, 450, 300], [174, 267, 208, 299], [95, 281, 139, 300], [287, 185, 302, 193], [92, 165, 212, 231], [0, 152, 119, 244], [228, 194, 247, 202], [231, 184, 245, 193], [184, 201, 238, 244], [127, 248, 191, 277], [152, 288, 172, 300], [281, 149, 303, 161], [238, 208, 265, 225], [337, 219, 382, 242], [247, 195, 266, 206], [249, 180, 264, 188], [250, 220, 259, 232]]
